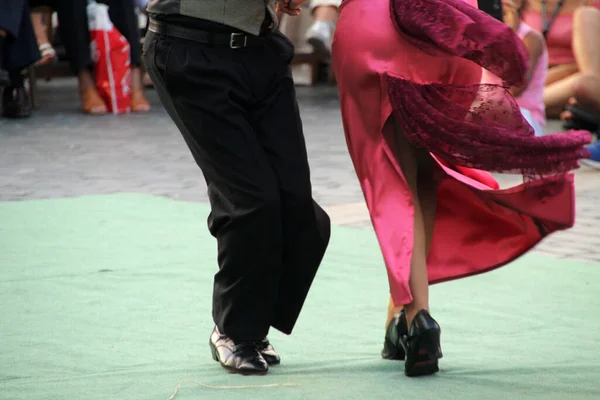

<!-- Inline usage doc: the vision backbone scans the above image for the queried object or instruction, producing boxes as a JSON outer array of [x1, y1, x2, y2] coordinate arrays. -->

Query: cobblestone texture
[[1, 80, 598, 262]]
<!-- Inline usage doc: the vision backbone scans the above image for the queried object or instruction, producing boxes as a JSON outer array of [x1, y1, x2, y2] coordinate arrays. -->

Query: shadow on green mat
[[1, 194, 599, 400]]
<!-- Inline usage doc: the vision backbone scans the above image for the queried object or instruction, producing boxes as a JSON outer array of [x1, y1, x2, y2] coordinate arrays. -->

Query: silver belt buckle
[[230, 33, 247, 49]]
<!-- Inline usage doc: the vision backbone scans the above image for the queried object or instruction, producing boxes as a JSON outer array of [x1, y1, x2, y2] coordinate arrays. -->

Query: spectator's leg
[[545, 7, 600, 118], [546, 63, 578, 86], [573, 6, 600, 78], [105, 0, 150, 112], [305, 0, 341, 61], [545, 73, 583, 117], [310, 0, 340, 21], [571, 7, 600, 115], [52, 0, 107, 115], [30, 9, 56, 65]]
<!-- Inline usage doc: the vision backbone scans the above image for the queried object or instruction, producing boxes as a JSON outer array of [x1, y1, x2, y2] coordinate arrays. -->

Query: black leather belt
[[148, 19, 265, 49]]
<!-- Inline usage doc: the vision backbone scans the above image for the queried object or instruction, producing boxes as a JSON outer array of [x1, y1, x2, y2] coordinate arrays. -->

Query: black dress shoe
[[209, 327, 268, 375], [258, 338, 281, 365], [399, 310, 443, 377], [381, 309, 407, 360], [3, 87, 31, 118]]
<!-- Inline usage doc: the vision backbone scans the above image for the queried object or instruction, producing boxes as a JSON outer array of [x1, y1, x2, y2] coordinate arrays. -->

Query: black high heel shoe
[[399, 309, 442, 377], [381, 309, 407, 360]]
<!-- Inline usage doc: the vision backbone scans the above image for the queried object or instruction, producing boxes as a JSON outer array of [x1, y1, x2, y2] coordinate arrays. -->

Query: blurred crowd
[[1, 0, 150, 117], [0, 0, 598, 165]]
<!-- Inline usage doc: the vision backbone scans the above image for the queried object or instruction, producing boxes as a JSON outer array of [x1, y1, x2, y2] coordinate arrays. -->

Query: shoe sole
[[581, 159, 600, 169], [404, 329, 442, 377], [209, 339, 268, 376]]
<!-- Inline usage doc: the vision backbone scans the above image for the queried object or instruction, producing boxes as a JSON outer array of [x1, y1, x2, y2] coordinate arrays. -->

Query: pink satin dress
[[331, 0, 592, 306]]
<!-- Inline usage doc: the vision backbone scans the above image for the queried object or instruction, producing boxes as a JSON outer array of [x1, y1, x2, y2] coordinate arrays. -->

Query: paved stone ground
[[1, 79, 598, 262]]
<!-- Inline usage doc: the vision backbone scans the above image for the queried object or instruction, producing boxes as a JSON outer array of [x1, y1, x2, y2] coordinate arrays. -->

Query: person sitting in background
[[305, 0, 341, 60], [29, 0, 150, 115], [521, 0, 600, 168], [0, 0, 40, 118], [506, 0, 549, 136], [521, 0, 600, 119]]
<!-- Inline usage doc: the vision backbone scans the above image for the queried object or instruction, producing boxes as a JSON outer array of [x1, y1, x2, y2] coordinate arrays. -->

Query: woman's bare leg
[[385, 125, 437, 328], [418, 153, 437, 258], [381, 121, 437, 329], [386, 144, 436, 327], [386, 297, 400, 328]]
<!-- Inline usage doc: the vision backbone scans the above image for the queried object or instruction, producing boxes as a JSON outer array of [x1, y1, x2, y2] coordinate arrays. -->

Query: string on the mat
[[167, 380, 302, 400]]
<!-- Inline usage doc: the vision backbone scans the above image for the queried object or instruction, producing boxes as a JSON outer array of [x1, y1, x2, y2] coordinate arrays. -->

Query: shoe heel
[[405, 328, 442, 377], [422, 329, 443, 359], [381, 336, 406, 360]]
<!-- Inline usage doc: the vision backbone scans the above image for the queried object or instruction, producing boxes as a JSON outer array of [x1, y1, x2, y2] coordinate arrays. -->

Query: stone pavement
[[1, 79, 598, 262]]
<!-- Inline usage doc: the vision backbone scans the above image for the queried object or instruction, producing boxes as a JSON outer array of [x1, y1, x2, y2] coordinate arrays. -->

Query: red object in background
[[88, 1, 131, 114]]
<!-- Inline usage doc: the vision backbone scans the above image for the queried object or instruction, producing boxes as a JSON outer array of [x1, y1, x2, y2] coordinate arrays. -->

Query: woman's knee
[[572, 72, 600, 99]]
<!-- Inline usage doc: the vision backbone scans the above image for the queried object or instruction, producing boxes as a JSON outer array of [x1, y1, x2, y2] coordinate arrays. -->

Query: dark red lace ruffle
[[388, 0, 592, 178], [390, 0, 529, 88], [388, 78, 591, 177]]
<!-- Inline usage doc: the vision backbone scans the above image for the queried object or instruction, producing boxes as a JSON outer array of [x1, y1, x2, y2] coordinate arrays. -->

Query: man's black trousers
[[143, 26, 331, 343]]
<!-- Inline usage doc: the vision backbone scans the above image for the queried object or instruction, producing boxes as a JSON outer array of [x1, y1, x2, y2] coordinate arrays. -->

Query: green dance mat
[[1, 194, 599, 400]]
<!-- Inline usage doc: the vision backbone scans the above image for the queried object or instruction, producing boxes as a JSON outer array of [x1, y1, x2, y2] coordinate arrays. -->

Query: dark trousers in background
[[143, 29, 331, 343], [0, 0, 40, 71], [29, 0, 141, 73]]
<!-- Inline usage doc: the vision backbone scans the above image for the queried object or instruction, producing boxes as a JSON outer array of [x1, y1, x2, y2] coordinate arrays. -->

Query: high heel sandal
[[399, 309, 442, 377], [36, 43, 57, 66], [381, 309, 407, 360]]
